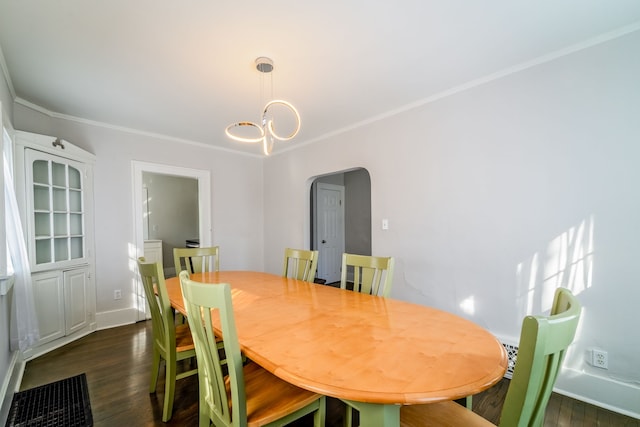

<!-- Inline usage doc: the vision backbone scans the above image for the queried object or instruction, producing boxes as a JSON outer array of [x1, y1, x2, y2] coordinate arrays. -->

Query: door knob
[[322, 240, 326, 244]]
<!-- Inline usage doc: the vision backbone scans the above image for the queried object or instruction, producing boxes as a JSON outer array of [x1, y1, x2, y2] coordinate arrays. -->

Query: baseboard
[[554, 368, 640, 419], [0, 350, 25, 427], [95, 307, 138, 330], [22, 328, 95, 361]]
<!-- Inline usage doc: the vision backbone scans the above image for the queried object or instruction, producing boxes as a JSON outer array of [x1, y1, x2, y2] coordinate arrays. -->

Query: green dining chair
[[340, 253, 395, 297], [137, 258, 197, 422], [174, 246, 220, 275], [282, 248, 319, 282], [400, 287, 582, 427], [178, 271, 326, 427], [341, 253, 395, 427]]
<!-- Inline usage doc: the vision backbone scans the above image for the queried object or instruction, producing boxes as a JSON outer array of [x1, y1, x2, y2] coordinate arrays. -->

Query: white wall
[[13, 106, 265, 326], [263, 31, 640, 416], [0, 67, 21, 426]]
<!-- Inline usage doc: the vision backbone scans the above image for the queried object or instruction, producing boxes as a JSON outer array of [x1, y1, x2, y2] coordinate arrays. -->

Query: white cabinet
[[143, 240, 163, 265], [14, 131, 96, 357], [31, 267, 91, 346]]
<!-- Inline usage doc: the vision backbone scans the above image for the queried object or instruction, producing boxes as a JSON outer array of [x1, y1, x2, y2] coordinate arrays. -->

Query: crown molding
[[287, 21, 640, 153], [0, 44, 16, 100], [14, 97, 263, 158]]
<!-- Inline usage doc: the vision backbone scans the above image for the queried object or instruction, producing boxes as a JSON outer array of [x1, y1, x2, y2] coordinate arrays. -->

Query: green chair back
[[340, 253, 395, 297], [399, 287, 582, 427], [139, 258, 175, 358], [179, 272, 239, 426], [173, 246, 219, 275], [282, 248, 319, 282], [179, 271, 325, 427], [137, 258, 196, 421], [498, 287, 582, 427]]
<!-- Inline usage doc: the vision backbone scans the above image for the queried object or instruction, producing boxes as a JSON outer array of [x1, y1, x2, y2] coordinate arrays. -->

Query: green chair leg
[[163, 356, 177, 422], [149, 349, 160, 393]]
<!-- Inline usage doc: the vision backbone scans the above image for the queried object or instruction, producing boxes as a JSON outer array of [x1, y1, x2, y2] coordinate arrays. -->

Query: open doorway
[[142, 171, 199, 277], [132, 161, 211, 320], [311, 168, 371, 284]]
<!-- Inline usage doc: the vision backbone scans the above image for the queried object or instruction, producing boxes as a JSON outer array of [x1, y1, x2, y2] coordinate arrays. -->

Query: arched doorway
[[311, 168, 371, 284]]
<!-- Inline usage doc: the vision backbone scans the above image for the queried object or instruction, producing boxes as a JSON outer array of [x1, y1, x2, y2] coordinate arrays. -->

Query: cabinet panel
[[32, 271, 65, 345], [65, 268, 89, 335], [32, 268, 90, 346]]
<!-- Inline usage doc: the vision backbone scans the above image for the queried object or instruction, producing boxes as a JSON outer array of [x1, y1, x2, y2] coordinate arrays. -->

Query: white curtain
[[3, 131, 39, 351]]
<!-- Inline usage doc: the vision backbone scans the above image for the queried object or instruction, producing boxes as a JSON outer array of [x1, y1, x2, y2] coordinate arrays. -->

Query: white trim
[[554, 368, 640, 420], [21, 328, 95, 362], [272, 21, 640, 156], [131, 161, 212, 320], [95, 308, 139, 330], [132, 161, 212, 251], [10, 23, 640, 159], [0, 46, 16, 100], [0, 351, 23, 426], [14, 97, 263, 158]]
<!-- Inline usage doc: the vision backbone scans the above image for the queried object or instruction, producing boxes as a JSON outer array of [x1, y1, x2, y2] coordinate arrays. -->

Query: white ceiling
[[1, 1, 640, 156]]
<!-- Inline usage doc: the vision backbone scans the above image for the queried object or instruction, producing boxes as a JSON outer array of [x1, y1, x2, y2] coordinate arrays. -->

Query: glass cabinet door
[[26, 149, 86, 269]]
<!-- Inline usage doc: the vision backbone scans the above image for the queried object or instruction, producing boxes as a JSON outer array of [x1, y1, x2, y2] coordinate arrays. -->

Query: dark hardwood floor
[[18, 321, 638, 426]]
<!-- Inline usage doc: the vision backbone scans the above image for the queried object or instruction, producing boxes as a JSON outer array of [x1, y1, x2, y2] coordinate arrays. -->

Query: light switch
[[382, 219, 389, 230]]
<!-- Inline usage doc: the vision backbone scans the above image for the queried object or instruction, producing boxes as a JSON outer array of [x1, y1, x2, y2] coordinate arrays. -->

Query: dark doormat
[[6, 373, 93, 427]]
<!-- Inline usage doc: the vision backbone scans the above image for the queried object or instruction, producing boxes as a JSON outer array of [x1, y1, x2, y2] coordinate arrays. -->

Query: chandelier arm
[[264, 100, 301, 141], [224, 122, 264, 143], [262, 136, 274, 156]]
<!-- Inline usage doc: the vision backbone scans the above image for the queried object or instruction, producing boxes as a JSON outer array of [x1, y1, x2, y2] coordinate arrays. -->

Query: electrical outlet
[[591, 349, 608, 369], [114, 289, 122, 300]]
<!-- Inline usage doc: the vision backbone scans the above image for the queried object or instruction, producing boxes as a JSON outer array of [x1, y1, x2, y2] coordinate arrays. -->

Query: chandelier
[[225, 57, 301, 156]]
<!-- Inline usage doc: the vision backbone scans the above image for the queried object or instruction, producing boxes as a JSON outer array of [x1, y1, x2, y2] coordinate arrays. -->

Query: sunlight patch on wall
[[128, 242, 143, 312], [524, 252, 540, 315], [544, 215, 594, 297], [517, 215, 594, 315], [544, 216, 594, 295], [459, 295, 475, 315]]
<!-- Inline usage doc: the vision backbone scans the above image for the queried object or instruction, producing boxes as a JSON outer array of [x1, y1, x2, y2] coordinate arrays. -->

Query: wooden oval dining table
[[164, 271, 508, 427]]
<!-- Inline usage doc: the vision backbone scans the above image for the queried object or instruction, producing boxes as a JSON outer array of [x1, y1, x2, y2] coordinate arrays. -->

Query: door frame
[[132, 160, 211, 320]]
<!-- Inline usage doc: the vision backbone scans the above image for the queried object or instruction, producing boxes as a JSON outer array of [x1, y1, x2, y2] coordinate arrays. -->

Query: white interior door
[[316, 183, 345, 283]]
